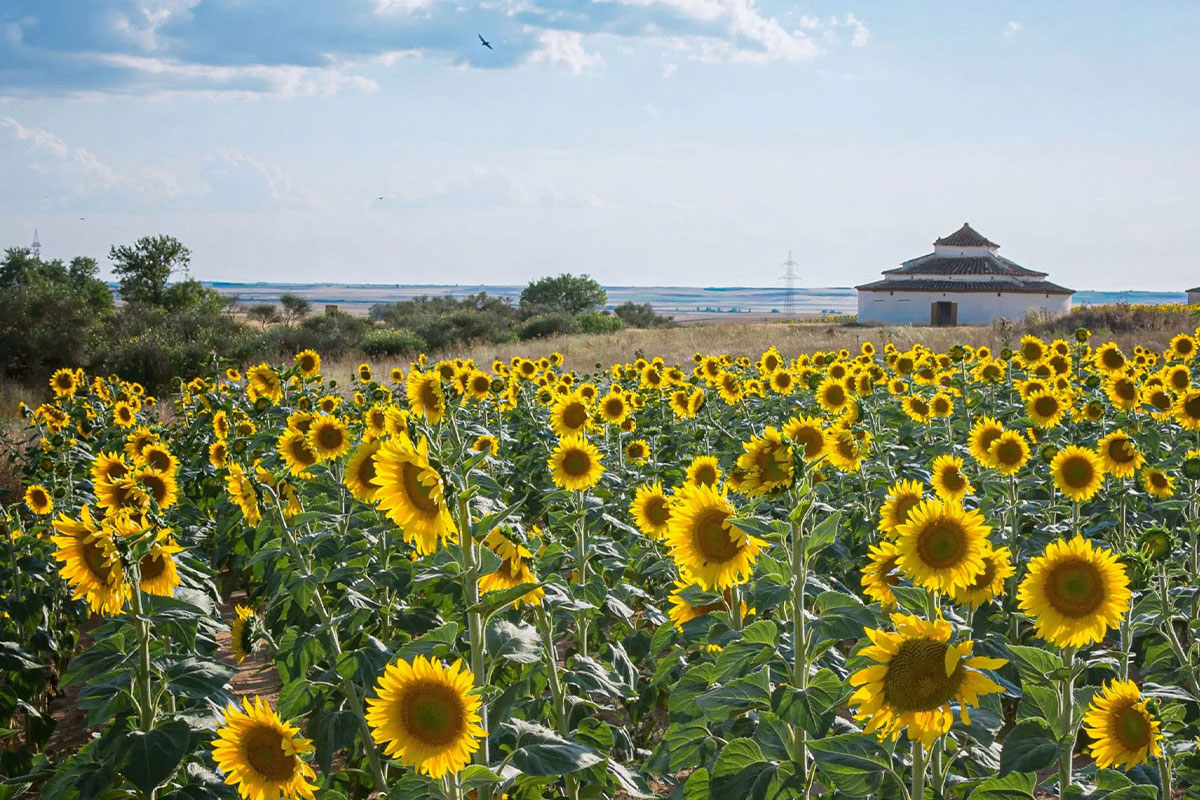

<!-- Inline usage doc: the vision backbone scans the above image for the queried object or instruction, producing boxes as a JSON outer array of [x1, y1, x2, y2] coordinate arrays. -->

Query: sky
[[1, 1, 1198, 290]]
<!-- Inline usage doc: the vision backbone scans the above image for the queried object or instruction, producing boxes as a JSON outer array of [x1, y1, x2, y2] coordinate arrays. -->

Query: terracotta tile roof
[[934, 223, 998, 248], [855, 278, 1074, 295]]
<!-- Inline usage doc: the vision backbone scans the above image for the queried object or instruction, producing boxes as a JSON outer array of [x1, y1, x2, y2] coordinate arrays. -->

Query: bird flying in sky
[[478, 34, 493, 50]]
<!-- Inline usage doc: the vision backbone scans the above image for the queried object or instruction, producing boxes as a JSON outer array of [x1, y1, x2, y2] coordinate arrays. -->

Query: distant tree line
[[0, 238, 671, 392]]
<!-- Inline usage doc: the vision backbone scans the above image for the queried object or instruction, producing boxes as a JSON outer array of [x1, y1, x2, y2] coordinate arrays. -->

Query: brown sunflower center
[[401, 462, 440, 514], [1060, 457, 1095, 489], [402, 681, 466, 746], [561, 402, 589, 430], [915, 520, 967, 568], [1113, 706, 1154, 750], [889, 496, 921, 528], [692, 464, 718, 486], [299, 355, 316, 371], [30, 488, 49, 506], [142, 475, 169, 504], [939, 467, 966, 493], [243, 724, 299, 782], [693, 510, 739, 563], [1148, 472, 1168, 489], [1033, 396, 1058, 417], [835, 436, 857, 460], [560, 448, 593, 478], [909, 398, 930, 417], [140, 551, 167, 582], [420, 382, 443, 413], [792, 428, 823, 459], [994, 439, 1023, 466], [968, 556, 998, 590], [1101, 349, 1125, 370], [644, 497, 670, 526], [825, 385, 846, 406], [316, 424, 344, 452], [356, 455, 377, 488], [82, 538, 117, 584], [1185, 395, 1200, 420], [1045, 558, 1105, 618], [1107, 439, 1135, 464], [756, 447, 789, 482], [289, 439, 317, 468], [883, 638, 964, 712]]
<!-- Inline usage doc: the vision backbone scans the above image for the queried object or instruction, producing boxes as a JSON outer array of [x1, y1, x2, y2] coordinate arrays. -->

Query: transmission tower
[[30, 230, 41, 261], [779, 250, 798, 320]]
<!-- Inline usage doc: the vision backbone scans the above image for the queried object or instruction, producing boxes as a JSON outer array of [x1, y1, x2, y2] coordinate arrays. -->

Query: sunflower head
[[630, 483, 672, 539], [212, 696, 317, 800], [1082, 679, 1163, 770], [24, 484, 54, 516], [547, 434, 605, 492], [930, 455, 973, 502], [665, 483, 762, 590], [372, 434, 458, 554], [1017, 535, 1131, 648], [685, 455, 722, 488], [894, 498, 990, 593], [1051, 445, 1106, 502]]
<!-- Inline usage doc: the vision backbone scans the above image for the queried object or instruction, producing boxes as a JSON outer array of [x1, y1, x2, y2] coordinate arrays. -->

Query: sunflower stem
[[1158, 753, 1172, 800], [1058, 647, 1077, 800], [1157, 563, 1200, 698], [573, 491, 590, 659], [536, 606, 581, 800], [789, 486, 812, 774], [457, 492, 491, 771], [911, 740, 926, 799], [130, 578, 156, 735]]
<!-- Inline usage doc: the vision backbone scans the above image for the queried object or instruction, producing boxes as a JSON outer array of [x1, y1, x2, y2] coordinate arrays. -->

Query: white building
[[856, 223, 1074, 326]]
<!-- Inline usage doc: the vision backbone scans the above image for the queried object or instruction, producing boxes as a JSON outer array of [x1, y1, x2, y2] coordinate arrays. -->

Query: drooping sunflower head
[[212, 696, 317, 800], [630, 482, 672, 539], [478, 530, 543, 607], [406, 370, 446, 425], [24, 484, 53, 515], [849, 613, 1007, 747], [230, 605, 257, 665], [894, 499, 990, 593], [665, 483, 762, 591], [929, 455, 973, 502], [471, 435, 498, 457], [1140, 467, 1174, 499], [1051, 445, 1106, 502], [51, 507, 130, 616], [547, 434, 605, 492], [225, 464, 262, 527], [1017, 535, 1131, 648], [344, 439, 383, 503], [1082, 680, 1163, 770], [685, 455, 722, 488], [734, 427, 794, 496], [138, 530, 183, 597], [365, 656, 487, 778], [861, 540, 903, 609], [306, 415, 351, 462], [372, 434, 458, 555]]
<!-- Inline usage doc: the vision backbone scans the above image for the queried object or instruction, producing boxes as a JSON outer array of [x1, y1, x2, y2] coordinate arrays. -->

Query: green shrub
[[575, 310, 625, 334], [519, 273, 606, 318], [370, 293, 520, 351], [264, 310, 370, 358], [519, 313, 579, 341], [613, 301, 672, 328], [361, 327, 427, 357]]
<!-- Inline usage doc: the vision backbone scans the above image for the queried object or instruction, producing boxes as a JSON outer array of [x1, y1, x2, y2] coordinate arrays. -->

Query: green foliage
[[575, 309, 625, 334], [279, 293, 312, 325], [0, 248, 113, 381], [370, 293, 520, 351], [360, 327, 427, 357], [519, 312, 580, 341], [613, 301, 672, 328], [520, 273, 606, 317], [109, 235, 191, 306]]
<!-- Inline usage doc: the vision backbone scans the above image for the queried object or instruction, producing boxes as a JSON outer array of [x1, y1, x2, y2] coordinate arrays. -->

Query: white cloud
[[797, 15, 821, 30], [1004, 20, 1022, 38], [525, 30, 604, 74], [91, 53, 381, 98], [1, 117, 122, 193], [845, 13, 869, 47], [208, 150, 322, 208], [372, 0, 437, 15], [662, 62, 678, 78], [644, 101, 660, 116]]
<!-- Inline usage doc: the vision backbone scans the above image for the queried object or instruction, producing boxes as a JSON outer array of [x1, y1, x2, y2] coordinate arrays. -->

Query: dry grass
[[0, 379, 39, 501]]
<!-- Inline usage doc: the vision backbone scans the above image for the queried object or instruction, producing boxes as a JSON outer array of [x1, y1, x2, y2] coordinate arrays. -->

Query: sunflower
[[685, 455, 722, 487], [547, 434, 605, 492], [51, 507, 130, 616], [894, 499, 990, 594], [1017, 335, 1046, 366], [667, 581, 749, 629], [1173, 389, 1200, 430], [306, 415, 351, 462], [630, 483, 672, 539], [358, 363, 373, 382], [902, 395, 932, 425], [1140, 467, 1174, 499], [226, 464, 262, 527], [372, 434, 457, 555], [50, 367, 79, 397], [366, 656, 487, 778], [716, 371, 743, 405], [277, 430, 318, 477], [625, 439, 650, 462], [478, 531, 544, 607], [95, 475, 149, 515], [550, 391, 592, 438], [112, 401, 137, 429], [781, 416, 827, 463], [342, 439, 383, 503], [735, 427, 794, 496], [929, 455, 973, 502], [1096, 430, 1143, 478], [91, 452, 131, 485], [1026, 390, 1066, 428], [816, 377, 851, 414], [826, 427, 868, 473], [861, 540, 902, 609], [949, 545, 1015, 609], [471, 435, 498, 456], [24, 484, 53, 515], [878, 479, 925, 536], [1094, 342, 1127, 374], [294, 349, 321, 378], [406, 370, 446, 425], [597, 392, 629, 425], [230, 605, 257, 665], [135, 466, 179, 510], [1018, 535, 1131, 648], [966, 417, 1004, 468], [246, 364, 284, 404], [212, 696, 318, 800], [849, 613, 1007, 747], [669, 389, 695, 419], [1050, 445, 1106, 502], [138, 530, 182, 597], [988, 430, 1030, 475], [138, 443, 178, 475], [1082, 680, 1163, 770], [665, 483, 762, 590]]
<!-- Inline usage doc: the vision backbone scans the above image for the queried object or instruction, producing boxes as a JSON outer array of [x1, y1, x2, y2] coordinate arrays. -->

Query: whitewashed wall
[[857, 290, 1072, 325]]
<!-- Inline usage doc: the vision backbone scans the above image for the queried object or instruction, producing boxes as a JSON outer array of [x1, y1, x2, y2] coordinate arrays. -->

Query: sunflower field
[[4, 331, 1200, 800]]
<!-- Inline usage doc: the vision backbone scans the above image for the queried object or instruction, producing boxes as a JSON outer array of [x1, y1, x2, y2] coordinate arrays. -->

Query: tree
[[109, 235, 191, 306], [280, 293, 312, 326], [519, 274, 607, 318], [614, 301, 672, 328], [247, 304, 282, 329]]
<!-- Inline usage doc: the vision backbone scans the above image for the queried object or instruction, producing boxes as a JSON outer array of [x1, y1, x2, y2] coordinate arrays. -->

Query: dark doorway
[[930, 301, 957, 326]]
